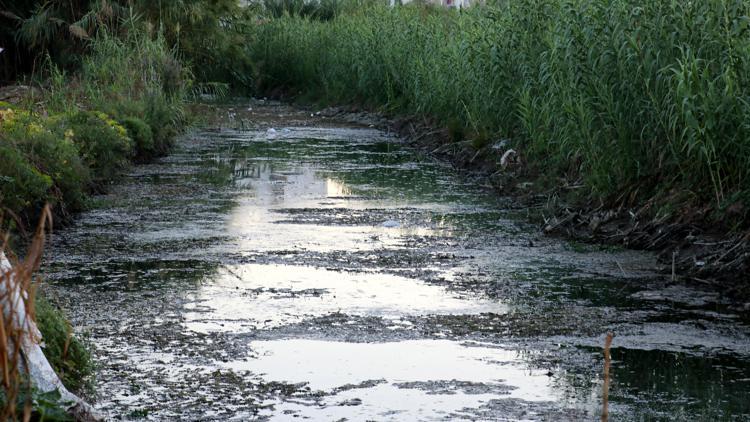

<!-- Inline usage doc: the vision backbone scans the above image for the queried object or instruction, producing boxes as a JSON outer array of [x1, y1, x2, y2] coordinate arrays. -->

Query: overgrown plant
[[115, 0, 256, 91], [1, 22, 190, 227], [247, 0, 750, 227], [0, 0, 129, 80], [1, 0, 253, 91], [263, 0, 343, 20]]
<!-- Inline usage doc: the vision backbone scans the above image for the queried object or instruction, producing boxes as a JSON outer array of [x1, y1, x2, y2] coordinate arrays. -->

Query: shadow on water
[[610, 348, 750, 420], [42, 102, 750, 420]]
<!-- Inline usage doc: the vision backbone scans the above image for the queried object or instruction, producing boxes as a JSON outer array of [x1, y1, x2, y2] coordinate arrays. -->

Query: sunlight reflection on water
[[183, 264, 506, 333], [229, 339, 556, 421]]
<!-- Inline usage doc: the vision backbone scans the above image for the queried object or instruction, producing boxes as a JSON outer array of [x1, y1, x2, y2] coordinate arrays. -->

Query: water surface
[[44, 101, 750, 420]]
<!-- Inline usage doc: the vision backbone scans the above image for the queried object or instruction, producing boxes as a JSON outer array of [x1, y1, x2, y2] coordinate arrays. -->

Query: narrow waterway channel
[[44, 101, 750, 420]]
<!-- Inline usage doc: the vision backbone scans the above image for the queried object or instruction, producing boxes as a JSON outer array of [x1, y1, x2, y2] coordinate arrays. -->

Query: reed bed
[[248, 0, 750, 224]]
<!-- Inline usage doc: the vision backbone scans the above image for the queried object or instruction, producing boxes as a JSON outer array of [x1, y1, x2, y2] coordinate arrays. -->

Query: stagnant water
[[43, 101, 750, 421]]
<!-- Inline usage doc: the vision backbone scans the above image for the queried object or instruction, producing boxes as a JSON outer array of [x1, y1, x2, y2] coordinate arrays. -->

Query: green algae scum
[[41, 102, 750, 420]]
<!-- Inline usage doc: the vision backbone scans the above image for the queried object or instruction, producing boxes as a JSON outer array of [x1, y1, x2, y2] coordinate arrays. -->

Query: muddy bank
[[42, 100, 750, 420]]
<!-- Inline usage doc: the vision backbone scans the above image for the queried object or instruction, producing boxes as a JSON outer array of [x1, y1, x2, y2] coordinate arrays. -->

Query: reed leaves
[[248, 0, 750, 222]]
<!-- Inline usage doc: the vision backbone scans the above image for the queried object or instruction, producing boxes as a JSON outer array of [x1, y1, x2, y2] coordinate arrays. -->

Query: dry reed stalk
[[0, 205, 51, 420], [602, 332, 614, 422], [0, 206, 101, 421]]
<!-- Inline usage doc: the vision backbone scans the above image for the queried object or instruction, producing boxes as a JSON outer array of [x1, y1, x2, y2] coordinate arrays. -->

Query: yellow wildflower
[[114, 124, 127, 138], [0, 108, 15, 122], [28, 122, 45, 135]]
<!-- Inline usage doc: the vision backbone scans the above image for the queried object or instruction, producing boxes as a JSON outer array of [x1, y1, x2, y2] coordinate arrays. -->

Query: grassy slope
[[0, 30, 188, 231]]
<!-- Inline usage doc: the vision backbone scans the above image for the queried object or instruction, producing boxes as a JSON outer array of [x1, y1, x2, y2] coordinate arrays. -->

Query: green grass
[[34, 296, 94, 395], [246, 0, 750, 227]]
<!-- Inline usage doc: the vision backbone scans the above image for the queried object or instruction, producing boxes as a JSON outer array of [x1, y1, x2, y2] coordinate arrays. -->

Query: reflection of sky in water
[[229, 161, 349, 204], [326, 178, 351, 197], [44, 124, 750, 420], [228, 339, 556, 421], [224, 164, 444, 252], [183, 264, 506, 333]]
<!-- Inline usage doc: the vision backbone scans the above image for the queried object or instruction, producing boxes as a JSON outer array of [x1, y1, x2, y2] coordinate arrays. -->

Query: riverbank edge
[[1, 80, 189, 416], [304, 103, 750, 303]]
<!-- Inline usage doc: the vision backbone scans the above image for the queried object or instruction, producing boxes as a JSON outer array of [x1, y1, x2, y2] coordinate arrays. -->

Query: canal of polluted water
[[43, 101, 750, 420]]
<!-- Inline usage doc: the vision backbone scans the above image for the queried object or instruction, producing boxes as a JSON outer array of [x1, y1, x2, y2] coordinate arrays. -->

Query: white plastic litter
[[0, 252, 102, 421], [500, 149, 517, 168]]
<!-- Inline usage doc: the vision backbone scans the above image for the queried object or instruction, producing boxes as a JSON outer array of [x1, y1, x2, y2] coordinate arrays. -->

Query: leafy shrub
[[0, 107, 89, 217], [18, 128, 89, 214], [66, 111, 133, 185], [121, 116, 155, 160], [0, 143, 52, 215]]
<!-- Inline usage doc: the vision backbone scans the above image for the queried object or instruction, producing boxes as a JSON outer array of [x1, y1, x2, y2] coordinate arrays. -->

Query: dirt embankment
[[307, 104, 750, 302]]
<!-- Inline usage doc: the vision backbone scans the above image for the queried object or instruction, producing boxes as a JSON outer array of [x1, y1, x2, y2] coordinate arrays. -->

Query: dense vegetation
[[247, 0, 750, 228], [0, 1, 244, 415], [3, 0, 750, 415], [34, 295, 93, 395], [0, 0, 257, 228]]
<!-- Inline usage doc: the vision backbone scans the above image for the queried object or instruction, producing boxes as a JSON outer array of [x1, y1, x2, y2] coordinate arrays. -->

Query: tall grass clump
[[263, 0, 344, 20], [145, 1, 256, 88], [1, 21, 190, 228], [248, 0, 750, 226], [64, 26, 191, 158]]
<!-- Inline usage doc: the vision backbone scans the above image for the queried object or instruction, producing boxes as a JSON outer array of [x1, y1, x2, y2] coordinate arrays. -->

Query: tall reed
[[247, 0, 750, 223]]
